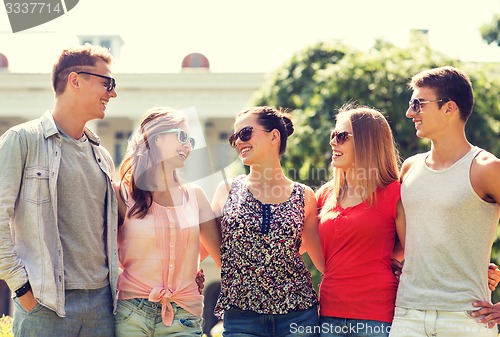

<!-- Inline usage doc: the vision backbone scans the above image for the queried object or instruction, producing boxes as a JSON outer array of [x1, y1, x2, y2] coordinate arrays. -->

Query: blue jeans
[[115, 298, 203, 337], [320, 316, 391, 337], [13, 286, 114, 337], [223, 306, 320, 337]]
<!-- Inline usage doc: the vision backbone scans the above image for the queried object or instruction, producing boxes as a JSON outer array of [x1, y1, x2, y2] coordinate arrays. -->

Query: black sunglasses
[[409, 98, 450, 114], [228, 126, 270, 148], [77, 71, 116, 92], [330, 130, 352, 145], [229, 126, 254, 148]]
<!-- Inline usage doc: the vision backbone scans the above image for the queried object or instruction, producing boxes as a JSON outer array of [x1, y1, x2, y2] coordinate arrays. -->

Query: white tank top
[[396, 147, 500, 310]]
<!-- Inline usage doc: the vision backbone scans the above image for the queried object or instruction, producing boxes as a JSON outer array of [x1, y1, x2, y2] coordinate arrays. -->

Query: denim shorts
[[223, 305, 320, 337], [319, 316, 391, 337], [115, 298, 203, 337], [13, 286, 114, 337]]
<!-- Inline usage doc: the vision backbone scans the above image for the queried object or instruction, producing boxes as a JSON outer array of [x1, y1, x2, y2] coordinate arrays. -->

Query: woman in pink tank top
[[114, 107, 221, 336]]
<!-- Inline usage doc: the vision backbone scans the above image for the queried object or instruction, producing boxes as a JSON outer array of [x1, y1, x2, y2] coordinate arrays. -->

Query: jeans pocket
[[179, 317, 203, 328], [13, 297, 43, 315], [115, 300, 136, 324], [394, 307, 410, 318]]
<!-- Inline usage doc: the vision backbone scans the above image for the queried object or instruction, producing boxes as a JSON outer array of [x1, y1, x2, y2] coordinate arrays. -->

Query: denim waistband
[[127, 298, 163, 315]]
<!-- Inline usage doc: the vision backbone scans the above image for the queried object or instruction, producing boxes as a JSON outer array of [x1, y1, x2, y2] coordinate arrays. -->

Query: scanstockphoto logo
[[4, 0, 79, 33]]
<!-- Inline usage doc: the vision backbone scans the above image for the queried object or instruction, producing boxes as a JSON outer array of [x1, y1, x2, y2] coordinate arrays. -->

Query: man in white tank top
[[389, 66, 500, 337]]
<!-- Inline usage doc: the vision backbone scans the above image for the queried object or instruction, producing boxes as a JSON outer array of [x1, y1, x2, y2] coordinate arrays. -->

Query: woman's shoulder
[[212, 176, 245, 205], [216, 175, 246, 191], [377, 180, 401, 203], [315, 180, 333, 198], [385, 180, 401, 191], [184, 182, 201, 193], [292, 181, 314, 196], [289, 181, 317, 206]]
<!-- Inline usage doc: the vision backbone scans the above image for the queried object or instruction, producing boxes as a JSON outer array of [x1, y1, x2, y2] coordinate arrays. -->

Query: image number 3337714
[[4, 0, 79, 33]]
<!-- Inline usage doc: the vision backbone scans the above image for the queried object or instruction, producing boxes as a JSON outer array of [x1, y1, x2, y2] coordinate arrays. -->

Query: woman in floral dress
[[211, 106, 324, 337]]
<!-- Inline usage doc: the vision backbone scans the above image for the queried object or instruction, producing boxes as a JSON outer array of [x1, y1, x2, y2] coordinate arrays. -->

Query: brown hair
[[236, 106, 294, 155], [118, 107, 187, 219], [409, 66, 474, 122], [318, 104, 400, 219], [52, 44, 113, 96]]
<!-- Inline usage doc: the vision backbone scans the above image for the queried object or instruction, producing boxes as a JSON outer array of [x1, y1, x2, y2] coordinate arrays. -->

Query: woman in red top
[[316, 105, 405, 337]]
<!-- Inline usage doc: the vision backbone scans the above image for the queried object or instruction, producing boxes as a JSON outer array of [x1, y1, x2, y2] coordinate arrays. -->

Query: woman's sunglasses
[[159, 129, 195, 148], [228, 126, 258, 148], [330, 130, 352, 145]]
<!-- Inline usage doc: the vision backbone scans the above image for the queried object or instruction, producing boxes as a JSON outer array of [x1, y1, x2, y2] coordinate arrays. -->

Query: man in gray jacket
[[0, 44, 119, 337]]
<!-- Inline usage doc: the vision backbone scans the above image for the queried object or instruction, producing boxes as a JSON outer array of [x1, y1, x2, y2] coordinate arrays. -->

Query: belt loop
[[137, 298, 145, 310]]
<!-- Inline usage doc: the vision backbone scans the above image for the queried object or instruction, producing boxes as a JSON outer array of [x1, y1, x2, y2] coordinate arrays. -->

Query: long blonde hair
[[318, 105, 400, 219]]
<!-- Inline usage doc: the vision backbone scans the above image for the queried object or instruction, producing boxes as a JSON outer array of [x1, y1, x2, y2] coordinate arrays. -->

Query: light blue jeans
[[13, 286, 114, 337], [115, 298, 203, 337], [319, 316, 391, 337], [389, 307, 498, 337], [223, 305, 320, 337]]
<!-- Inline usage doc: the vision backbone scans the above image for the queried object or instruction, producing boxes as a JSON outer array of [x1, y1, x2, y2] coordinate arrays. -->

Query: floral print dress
[[215, 177, 318, 318]]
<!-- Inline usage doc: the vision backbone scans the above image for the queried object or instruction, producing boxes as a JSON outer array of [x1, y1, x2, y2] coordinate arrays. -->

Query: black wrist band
[[15, 281, 31, 297]]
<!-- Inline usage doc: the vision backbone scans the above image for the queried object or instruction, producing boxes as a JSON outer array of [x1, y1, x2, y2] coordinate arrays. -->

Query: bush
[[0, 315, 13, 337]]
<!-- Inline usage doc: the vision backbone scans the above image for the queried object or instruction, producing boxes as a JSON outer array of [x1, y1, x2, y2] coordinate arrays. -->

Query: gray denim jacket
[[0, 111, 118, 317]]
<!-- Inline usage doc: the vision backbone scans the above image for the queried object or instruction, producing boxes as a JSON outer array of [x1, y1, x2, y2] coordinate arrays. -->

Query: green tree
[[481, 14, 500, 46], [253, 40, 500, 189], [251, 39, 500, 291]]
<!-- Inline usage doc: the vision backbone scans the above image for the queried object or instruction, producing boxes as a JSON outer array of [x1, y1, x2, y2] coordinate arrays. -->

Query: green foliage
[[252, 38, 500, 292], [481, 14, 500, 46], [253, 39, 500, 189], [252, 40, 348, 112], [0, 316, 13, 337], [463, 63, 500, 157]]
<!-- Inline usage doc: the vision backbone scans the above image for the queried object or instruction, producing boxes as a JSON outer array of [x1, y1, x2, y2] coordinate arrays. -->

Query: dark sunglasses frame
[[330, 130, 352, 145], [159, 129, 195, 148], [77, 71, 116, 92], [409, 98, 450, 114], [228, 126, 254, 148]]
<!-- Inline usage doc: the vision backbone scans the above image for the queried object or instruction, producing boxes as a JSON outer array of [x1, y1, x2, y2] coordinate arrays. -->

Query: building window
[[219, 132, 228, 141], [100, 39, 111, 50], [114, 131, 129, 164]]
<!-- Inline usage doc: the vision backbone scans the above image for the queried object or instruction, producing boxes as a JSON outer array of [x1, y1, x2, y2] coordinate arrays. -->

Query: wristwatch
[[15, 281, 31, 297]]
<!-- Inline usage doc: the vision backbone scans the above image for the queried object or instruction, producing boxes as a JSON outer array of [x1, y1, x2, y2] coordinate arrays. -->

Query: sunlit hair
[[317, 104, 400, 219], [409, 66, 474, 122], [118, 107, 188, 219], [52, 44, 113, 96], [236, 106, 294, 155]]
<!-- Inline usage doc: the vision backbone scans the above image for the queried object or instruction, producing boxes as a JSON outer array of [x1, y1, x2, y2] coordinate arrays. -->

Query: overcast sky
[[0, 0, 499, 74]]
